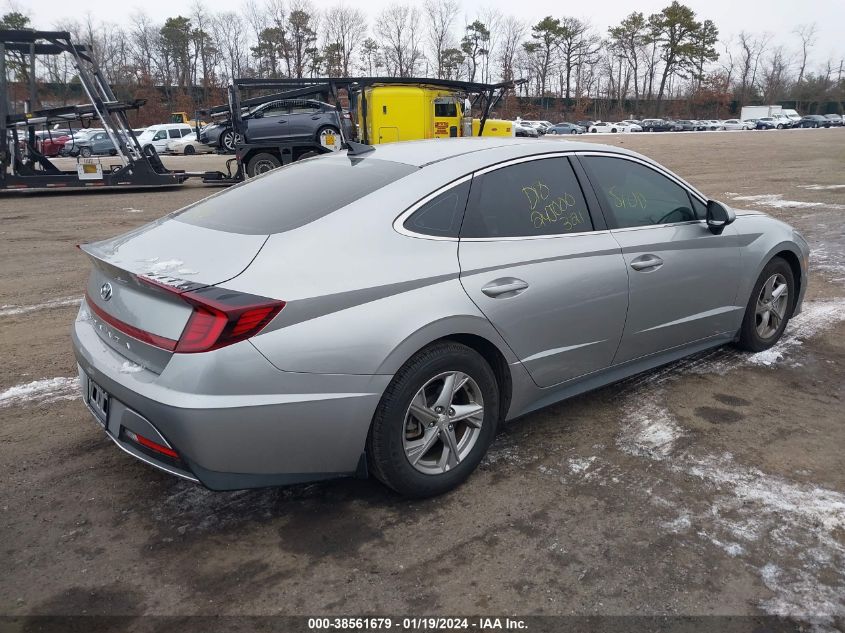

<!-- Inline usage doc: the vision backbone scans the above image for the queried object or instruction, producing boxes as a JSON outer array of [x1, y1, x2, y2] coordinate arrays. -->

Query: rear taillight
[[174, 287, 284, 353], [124, 428, 179, 459], [88, 279, 284, 354]]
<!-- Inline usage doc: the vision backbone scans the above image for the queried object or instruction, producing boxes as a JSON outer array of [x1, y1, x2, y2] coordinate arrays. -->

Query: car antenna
[[346, 141, 375, 156]]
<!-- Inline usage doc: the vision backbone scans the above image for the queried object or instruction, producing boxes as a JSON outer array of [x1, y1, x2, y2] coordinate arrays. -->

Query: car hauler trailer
[[201, 77, 521, 182], [0, 29, 189, 191]]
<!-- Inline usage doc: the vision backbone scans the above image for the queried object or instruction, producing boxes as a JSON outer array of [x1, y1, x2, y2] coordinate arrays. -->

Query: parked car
[[823, 114, 843, 127], [73, 137, 809, 497], [35, 131, 71, 157], [200, 99, 344, 152], [620, 119, 642, 127], [136, 124, 194, 153], [74, 130, 131, 157], [640, 119, 674, 132], [165, 132, 214, 155], [676, 120, 704, 131], [794, 115, 833, 129], [575, 120, 594, 129], [722, 119, 751, 131], [514, 121, 540, 137], [700, 119, 725, 131], [756, 117, 781, 130], [545, 122, 584, 135], [615, 121, 643, 132], [589, 121, 634, 133]]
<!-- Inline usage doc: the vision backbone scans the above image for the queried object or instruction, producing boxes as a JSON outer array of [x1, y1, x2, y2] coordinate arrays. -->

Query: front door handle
[[630, 254, 664, 271], [481, 278, 529, 298]]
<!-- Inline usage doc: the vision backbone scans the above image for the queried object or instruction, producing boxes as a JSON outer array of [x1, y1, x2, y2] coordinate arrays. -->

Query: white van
[[136, 124, 193, 153]]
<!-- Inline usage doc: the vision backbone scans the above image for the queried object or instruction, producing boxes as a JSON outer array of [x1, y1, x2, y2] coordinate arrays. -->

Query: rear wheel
[[246, 152, 282, 177], [316, 125, 341, 150], [367, 341, 499, 498], [79, 147, 92, 158], [736, 257, 795, 352]]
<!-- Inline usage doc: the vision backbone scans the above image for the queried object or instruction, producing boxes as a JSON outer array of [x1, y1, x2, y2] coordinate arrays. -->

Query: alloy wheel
[[402, 371, 485, 475], [755, 273, 789, 339]]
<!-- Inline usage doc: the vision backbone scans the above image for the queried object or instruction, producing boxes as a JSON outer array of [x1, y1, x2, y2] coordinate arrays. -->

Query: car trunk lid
[[80, 220, 269, 373]]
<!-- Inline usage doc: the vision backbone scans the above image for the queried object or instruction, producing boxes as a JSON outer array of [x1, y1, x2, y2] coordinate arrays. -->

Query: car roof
[[339, 137, 640, 168]]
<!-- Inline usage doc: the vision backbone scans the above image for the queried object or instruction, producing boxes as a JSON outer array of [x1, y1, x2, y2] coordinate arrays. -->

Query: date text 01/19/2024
[[307, 617, 528, 630]]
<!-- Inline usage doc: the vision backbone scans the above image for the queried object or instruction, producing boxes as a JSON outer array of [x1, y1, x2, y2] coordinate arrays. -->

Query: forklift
[[0, 29, 188, 191]]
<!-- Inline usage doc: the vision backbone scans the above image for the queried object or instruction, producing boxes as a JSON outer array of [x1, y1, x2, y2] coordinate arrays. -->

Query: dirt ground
[[1, 130, 844, 629]]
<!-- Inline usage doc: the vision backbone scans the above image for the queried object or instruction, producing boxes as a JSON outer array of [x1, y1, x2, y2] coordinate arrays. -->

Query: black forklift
[[0, 29, 188, 191]]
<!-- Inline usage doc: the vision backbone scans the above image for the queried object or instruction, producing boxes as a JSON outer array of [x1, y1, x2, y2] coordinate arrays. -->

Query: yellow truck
[[354, 84, 513, 145], [169, 112, 206, 129]]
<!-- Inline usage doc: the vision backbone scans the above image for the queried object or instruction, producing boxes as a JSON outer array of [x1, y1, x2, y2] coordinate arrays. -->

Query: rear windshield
[[174, 157, 417, 234]]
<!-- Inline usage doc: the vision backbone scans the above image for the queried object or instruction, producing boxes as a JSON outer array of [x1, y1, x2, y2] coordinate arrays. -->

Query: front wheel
[[367, 341, 499, 498], [183, 144, 196, 155], [220, 129, 240, 152], [570, 129, 577, 134], [79, 147, 92, 158], [246, 152, 282, 177], [735, 257, 795, 352]]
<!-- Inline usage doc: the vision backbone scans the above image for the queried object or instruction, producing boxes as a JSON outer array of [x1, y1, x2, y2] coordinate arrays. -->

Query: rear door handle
[[481, 278, 529, 298], [630, 255, 664, 271]]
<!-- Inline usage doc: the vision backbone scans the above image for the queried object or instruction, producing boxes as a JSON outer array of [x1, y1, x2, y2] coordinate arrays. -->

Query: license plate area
[[87, 377, 110, 427]]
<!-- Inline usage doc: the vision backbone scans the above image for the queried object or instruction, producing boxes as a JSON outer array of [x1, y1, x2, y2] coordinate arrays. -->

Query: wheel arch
[[375, 319, 517, 423]]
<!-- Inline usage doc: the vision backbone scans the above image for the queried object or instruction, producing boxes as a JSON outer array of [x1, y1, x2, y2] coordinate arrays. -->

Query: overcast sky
[[19, 0, 845, 71]]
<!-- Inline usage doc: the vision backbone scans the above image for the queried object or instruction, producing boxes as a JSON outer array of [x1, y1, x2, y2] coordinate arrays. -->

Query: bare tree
[[376, 4, 424, 77], [424, 0, 459, 78], [497, 15, 524, 84], [324, 4, 367, 77], [793, 23, 817, 84]]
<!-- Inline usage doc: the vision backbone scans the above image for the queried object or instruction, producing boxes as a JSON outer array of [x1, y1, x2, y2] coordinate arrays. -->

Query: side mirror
[[252, 111, 263, 119], [706, 200, 736, 235]]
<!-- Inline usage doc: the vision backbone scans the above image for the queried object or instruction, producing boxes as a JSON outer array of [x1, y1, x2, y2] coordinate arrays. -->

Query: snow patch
[[119, 361, 145, 374], [567, 456, 596, 474], [0, 377, 79, 408], [146, 259, 185, 274], [798, 184, 845, 191], [727, 193, 835, 209], [122, 207, 144, 213], [617, 391, 684, 459], [0, 296, 81, 317]]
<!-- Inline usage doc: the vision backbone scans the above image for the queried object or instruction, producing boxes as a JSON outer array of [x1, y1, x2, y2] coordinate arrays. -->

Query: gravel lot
[[1, 130, 844, 628]]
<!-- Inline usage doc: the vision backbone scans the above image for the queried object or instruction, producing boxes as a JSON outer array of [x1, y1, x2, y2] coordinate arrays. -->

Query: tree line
[[3, 1, 843, 122]]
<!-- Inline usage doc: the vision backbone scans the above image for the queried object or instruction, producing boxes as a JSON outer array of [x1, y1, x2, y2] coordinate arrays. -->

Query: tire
[[79, 147, 92, 158], [777, 124, 783, 129], [316, 125, 341, 149], [570, 129, 577, 134], [611, 128, 618, 133], [591, 129, 597, 133], [367, 341, 500, 498], [220, 128, 237, 152], [648, 127, 654, 132], [246, 152, 281, 177], [735, 257, 795, 353], [183, 144, 195, 155]]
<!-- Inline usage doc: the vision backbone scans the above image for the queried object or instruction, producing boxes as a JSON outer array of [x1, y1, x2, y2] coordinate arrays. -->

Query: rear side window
[[461, 157, 592, 238], [168, 129, 181, 139], [403, 180, 470, 238], [582, 156, 697, 228], [174, 158, 417, 235]]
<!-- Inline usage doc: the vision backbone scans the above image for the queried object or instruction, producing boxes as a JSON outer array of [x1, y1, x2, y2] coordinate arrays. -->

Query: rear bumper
[[72, 306, 391, 490]]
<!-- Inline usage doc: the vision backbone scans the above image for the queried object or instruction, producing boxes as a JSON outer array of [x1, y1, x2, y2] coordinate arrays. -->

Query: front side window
[[403, 180, 470, 238], [582, 156, 697, 228], [153, 131, 167, 141], [461, 157, 592, 238], [434, 102, 458, 117]]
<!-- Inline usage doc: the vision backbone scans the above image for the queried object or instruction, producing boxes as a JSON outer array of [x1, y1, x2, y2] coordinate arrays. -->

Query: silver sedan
[[72, 138, 809, 497]]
